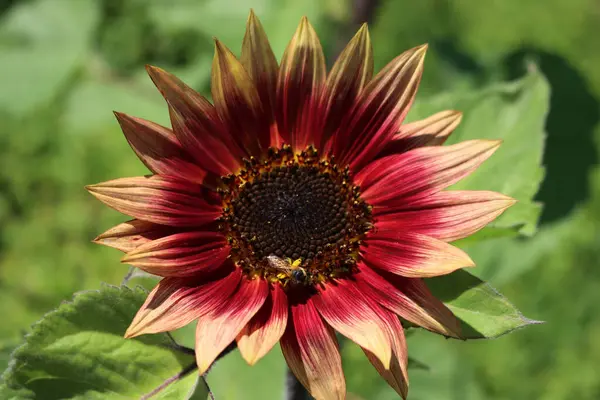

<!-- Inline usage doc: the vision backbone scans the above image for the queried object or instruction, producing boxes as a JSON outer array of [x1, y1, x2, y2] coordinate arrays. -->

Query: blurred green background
[[0, 0, 599, 399]]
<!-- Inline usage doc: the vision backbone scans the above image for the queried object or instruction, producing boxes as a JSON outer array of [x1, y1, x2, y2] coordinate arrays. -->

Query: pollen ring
[[219, 146, 372, 287]]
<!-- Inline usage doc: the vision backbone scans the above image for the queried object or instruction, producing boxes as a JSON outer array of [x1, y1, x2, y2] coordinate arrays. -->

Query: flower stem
[[285, 367, 311, 400]]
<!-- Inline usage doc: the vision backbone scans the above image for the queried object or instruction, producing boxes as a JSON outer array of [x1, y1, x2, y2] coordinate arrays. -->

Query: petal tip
[[449, 110, 463, 120], [113, 110, 125, 119], [124, 326, 138, 339], [85, 184, 98, 193], [145, 64, 162, 77], [242, 353, 259, 366]]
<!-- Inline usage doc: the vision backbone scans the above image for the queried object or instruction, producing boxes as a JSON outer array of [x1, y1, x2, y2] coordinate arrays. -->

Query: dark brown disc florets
[[218, 146, 372, 288]]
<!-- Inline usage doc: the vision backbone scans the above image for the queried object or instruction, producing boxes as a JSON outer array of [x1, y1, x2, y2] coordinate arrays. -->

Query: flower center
[[219, 146, 372, 288]]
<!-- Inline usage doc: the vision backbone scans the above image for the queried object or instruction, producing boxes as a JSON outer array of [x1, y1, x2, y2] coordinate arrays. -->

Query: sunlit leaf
[[427, 270, 542, 339], [1, 285, 205, 399]]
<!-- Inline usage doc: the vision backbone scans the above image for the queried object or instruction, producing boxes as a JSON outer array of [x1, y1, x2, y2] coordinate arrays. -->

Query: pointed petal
[[114, 112, 207, 184], [241, 10, 278, 117], [314, 280, 391, 368], [363, 309, 409, 399], [86, 176, 221, 227], [280, 300, 346, 400], [195, 277, 268, 374], [332, 45, 427, 172], [379, 110, 463, 157], [277, 16, 326, 150], [237, 284, 288, 365], [146, 65, 244, 175], [376, 191, 516, 242], [121, 231, 229, 277], [93, 219, 173, 253], [356, 265, 461, 337], [125, 265, 240, 338], [212, 40, 270, 155], [322, 24, 373, 150], [362, 232, 474, 278], [355, 140, 501, 205]]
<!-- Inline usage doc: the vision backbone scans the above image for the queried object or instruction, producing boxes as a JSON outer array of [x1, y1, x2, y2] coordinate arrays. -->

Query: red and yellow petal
[[277, 16, 326, 151], [363, 231, 474, 278], [93, 219, 173, 253], [314, 280, 392, 368], [332, 44, 427, 172], [281, 300, 346, 400], [376, 190, 516, 242], [212, 40, 270, 155], [356, 265, 461, 337], [378, 110, 463, 157], [195, 277, 269, 374], [125, 265, 241, 338], [86, 176, 221, 227], [356, 140, 501, 205], [363, 309, 409, 399], [146, 65, 245, 176], [236, 284, 288, 365], [114, 112, 207, 184], [321, 23, 373, 151], [241, 10, 279, 119], [121, 231, 229, 277]]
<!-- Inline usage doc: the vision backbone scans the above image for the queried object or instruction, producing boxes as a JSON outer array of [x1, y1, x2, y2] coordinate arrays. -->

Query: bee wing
[[266, 255, 294, 272]]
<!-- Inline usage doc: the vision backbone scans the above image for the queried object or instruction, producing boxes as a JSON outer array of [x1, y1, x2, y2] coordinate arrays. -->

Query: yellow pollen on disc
[[217, 145, 372, 289]]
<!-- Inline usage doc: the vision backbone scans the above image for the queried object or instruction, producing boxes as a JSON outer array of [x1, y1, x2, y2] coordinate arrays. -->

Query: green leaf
[[409, 68, 549, 237], [1, 285, 206, 400], [0, 0, 99, 115], [187, 377, 211, 400], [427, 270, 542, 338]]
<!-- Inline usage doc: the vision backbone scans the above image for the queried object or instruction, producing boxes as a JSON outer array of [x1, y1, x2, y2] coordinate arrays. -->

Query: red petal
[[86, 176, 221, 227], [114, 112, 207, 184], [125, 265, 241, 338], [355, 140, 501, 205], [237, 284, 288, 365], [241, 10, 278, 133], [121, 231, 229, 277], [363, 231, 474, 278], [363, 309, 409, 399], [212, 40, 270, 156], [378, 110, 463, 157], [280, 300, 346, 400], [195, 277, 268, 374], [93, 219, 173, 253], [321, 24, 373, 151], [332, 45, 427, 173], [146, 65, 244, 176], [356, 265, 461, 337], [277, 16, 326, 151], [375, 190, 516, 242], [313, 280, 391, 368]]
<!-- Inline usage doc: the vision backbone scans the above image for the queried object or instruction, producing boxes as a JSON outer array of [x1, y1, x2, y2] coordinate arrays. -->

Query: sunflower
[[87, 11, 514, 400]]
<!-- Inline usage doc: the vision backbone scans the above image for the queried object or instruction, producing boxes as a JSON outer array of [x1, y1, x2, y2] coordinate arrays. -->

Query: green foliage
[[428, 270, 540, 339], [410, 69, 549, 238], [1, 285, 204, 399], [0, 0, 99, 115]]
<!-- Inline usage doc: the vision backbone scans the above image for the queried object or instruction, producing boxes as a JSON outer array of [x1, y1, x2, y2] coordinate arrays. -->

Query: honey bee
[[266, 255, 309, 286]]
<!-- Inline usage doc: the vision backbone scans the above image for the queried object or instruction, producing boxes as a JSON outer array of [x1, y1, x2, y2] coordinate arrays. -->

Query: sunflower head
[[88, 10, 514, 400]]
